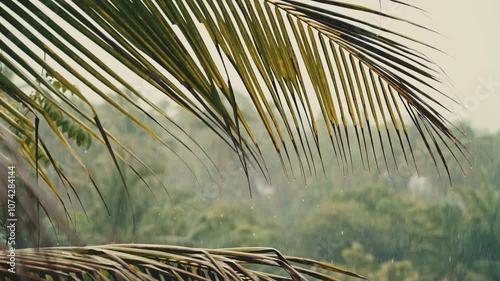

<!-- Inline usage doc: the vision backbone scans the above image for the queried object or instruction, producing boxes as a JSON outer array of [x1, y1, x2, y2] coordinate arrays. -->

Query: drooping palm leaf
[[1, 0, 467, 241], [0, 0, 467, 201], [0, 244, 368, 280]]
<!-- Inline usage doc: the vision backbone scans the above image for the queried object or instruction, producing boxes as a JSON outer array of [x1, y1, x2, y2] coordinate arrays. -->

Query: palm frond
[[1, 0, 467, 223], [0, 244, 368, 280]]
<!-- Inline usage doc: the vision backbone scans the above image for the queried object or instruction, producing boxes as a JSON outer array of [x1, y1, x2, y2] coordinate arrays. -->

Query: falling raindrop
[[253, 232, 256, 237], [302, 198, 305, 202], [341, 230, 344, 235], [449, 256, 451, 262], [173, 217, 177, 220], [108, 216, 111, 219], [220, 214, 224, 218], [267, 195, 271, 199], [391, 258, 394, 263], [250, 205, 254, 210], [273, 215, 277, 219], [84, 150, 88, 154]]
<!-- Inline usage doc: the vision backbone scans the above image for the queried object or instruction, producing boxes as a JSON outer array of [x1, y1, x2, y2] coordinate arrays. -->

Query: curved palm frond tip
[[0, 244, 368, 281]]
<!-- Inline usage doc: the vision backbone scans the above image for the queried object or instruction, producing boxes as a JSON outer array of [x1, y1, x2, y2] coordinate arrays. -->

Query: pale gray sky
[[417, 0, 500, 133]]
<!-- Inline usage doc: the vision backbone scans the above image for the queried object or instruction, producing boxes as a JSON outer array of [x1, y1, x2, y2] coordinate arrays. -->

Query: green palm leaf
[[1, 0, 466, 193]]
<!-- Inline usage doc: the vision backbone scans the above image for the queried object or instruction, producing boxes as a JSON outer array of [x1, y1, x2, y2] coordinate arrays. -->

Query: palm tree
[[0, 0, 467, 280]]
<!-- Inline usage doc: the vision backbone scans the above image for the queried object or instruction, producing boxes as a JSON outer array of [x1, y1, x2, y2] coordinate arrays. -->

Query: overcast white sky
[[414, 0, 500, 133]]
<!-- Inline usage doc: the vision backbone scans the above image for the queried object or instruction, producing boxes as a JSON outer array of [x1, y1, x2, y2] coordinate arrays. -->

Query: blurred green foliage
[[20, 96, 500, 281]]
